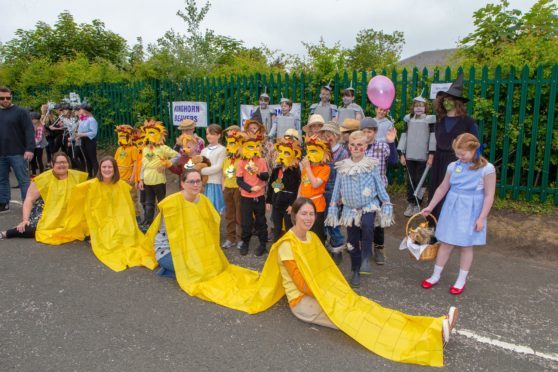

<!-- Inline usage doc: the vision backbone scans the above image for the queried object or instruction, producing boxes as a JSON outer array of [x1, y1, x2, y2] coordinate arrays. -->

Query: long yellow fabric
[[274, 230, 444, 367], [144, 192, 443, 366], [67, 179, 157, 272], [34, 169, 88, 245], [145, 192, 284, 314]]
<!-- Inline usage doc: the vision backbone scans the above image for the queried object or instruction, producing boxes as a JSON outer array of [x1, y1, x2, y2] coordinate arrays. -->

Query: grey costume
[[309, 102, 337, 122], [336, 103, 364, 124], [376, 117, 394, 143], [251, 107, 275, 133], [269, 113, 300, 139], [397, 114, 436, 161]]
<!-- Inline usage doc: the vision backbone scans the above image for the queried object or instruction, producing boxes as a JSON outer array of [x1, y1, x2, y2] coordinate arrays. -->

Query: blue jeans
[[156, 253, 175, 278], [324, 191, 345, 248], [0, 155, 30, 204]]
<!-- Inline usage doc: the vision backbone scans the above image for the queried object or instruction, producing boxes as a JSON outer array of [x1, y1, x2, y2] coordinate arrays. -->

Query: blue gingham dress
[[435, 161, 495, 246]]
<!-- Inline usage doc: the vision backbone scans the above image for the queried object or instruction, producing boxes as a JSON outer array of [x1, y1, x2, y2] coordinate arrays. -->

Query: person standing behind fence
[[0, 86, 35, 213], [75, 102, 98, 178], [429, 73, 478, 220]]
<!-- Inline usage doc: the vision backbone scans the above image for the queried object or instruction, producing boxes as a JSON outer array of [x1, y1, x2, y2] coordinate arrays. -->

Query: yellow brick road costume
[[33, 169, 88, 245], [65, 179, 157, 272], [144, 192, 445, 367]]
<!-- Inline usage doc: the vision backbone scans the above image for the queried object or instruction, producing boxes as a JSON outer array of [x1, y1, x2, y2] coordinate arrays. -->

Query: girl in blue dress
[[420, 133, 496, 295]]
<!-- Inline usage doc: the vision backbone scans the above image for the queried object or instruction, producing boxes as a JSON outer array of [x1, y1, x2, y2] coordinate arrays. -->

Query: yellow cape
[[67, 179, 157, 272], [34, 169, 88, 245], [275, 230, 444, 367], [145, 192, 284, 314], [145, 192, 443, 366]]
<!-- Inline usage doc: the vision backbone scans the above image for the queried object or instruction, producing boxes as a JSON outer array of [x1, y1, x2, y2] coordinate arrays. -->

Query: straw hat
[[284, 128, 300, 141], [302, 114, 325, 133], [178, 119, 196, 131], [340, 118, 360, 133], [319, 122, 341, 137]]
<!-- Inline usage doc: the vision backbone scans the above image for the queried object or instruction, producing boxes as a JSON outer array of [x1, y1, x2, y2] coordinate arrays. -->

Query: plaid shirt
[[364, 141, 390, 186]]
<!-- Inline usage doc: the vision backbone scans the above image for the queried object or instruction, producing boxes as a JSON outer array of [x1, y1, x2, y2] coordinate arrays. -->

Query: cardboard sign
[[172, 101, 208, 127], [429, 83, 452, 99]]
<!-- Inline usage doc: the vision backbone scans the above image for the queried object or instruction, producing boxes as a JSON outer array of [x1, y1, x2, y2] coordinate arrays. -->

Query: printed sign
[[429, 83, 452, 99], [240, 104, 301, 127], [172, 101, 208, 127]]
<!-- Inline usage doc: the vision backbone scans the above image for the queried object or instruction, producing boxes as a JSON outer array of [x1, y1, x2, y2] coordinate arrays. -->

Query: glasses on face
[[0, 96, 12, 101], [185, 179, 202, 185]]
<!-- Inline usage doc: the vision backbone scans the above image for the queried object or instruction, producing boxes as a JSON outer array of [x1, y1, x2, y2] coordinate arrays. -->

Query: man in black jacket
[[0, 87, 35, 213]]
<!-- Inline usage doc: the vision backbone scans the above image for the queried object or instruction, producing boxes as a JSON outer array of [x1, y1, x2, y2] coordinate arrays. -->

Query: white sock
[[453, 270, 469, 289], [427, 265, 444, 284]]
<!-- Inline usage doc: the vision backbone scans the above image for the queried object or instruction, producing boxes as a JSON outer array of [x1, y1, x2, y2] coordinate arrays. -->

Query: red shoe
[[421, 279, 438, 289], [449, 284, 466, 295]]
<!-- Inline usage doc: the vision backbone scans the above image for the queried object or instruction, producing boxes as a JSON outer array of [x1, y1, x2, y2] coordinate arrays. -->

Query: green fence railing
[[22, 64, 558, 204]]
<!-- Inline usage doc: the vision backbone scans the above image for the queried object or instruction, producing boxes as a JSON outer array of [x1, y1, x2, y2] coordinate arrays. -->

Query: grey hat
[[413, 96, 427, 103], [360, 117, 378, 130]]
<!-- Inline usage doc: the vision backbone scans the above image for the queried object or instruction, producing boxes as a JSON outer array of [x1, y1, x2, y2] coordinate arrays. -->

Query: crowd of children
[[40, 76, 490, 294]]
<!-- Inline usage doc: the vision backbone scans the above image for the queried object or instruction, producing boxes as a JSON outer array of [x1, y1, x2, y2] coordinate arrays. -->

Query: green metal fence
[[34, 64, 558, 204]]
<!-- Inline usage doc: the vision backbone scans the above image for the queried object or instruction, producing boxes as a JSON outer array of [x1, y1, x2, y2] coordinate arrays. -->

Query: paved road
[[1, 196, 557, 371]]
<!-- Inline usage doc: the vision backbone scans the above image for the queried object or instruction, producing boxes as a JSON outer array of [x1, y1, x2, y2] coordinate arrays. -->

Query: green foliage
[[348, 29, 404, 71], [292, 38, 349, 81], [0, 11, 127, 67], [457, 0, 558, 68]]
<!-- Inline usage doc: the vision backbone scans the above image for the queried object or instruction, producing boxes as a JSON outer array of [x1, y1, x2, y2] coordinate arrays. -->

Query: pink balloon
[[367, 75, 395, 109]]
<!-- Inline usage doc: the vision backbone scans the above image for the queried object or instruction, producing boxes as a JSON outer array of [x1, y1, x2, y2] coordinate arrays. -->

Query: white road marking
[[456, 328, 558, 362]]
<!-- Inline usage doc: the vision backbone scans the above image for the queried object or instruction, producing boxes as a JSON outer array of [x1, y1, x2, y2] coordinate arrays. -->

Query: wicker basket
[[406, 213, 440, 261]]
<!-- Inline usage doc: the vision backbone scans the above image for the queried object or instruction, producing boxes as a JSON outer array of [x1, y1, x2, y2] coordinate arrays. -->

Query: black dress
[[429, 115, 478, 219]]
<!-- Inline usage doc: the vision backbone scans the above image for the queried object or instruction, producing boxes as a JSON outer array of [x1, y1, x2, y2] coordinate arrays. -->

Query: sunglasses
[[0, 96, 12, 101]]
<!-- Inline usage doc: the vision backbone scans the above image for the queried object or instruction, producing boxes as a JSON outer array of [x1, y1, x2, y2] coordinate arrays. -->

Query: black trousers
[[405, 160, 427, 204], [374, 226, 384, 249], [6, 225, 36, 238], [271, 204, 293, 243], [30, 148, 44, 175], [81, 137, 98, 178], [240, 196, 267, 245], [311, 212, 326, 245], [144, 183, 166, 225]]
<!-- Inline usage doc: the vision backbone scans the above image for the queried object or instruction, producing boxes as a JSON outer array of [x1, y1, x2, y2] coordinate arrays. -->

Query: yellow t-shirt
[[277, 232, 311, 307], [115, 145, 139, 182], [142, 145, 178, 185], [222, 157, 239, 189]]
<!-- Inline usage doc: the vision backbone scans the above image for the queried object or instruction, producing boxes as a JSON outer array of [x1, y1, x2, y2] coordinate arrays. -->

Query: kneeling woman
[[1, 152, 88, 243], [65, 156, 157, 272], [276, 197, 458, 367], [152, 168, 205, 278]]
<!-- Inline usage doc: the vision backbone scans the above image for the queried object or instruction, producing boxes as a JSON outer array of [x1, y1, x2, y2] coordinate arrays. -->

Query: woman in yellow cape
[[65, 156, 157, 272], [1, 152, 87, 245], [1, 152, 87, 243], [144, 168, 456, 367]]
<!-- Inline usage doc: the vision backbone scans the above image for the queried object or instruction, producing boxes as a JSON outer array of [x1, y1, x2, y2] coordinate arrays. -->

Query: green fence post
[[489, 66, 502, 165], [511, 65, 530, 200], [526, 65, 544, 201], [540, 64, 558, 203], [499, 66, 516, 198]]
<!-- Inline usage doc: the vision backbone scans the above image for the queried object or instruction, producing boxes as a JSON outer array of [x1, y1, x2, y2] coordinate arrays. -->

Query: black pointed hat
[[436, 73, 468, 103]]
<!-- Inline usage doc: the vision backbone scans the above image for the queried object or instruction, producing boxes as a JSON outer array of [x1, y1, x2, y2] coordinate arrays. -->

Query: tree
[[456, 0, 558, 67], [0, 11, 128, 67], [347, 29, 405, 71], [292, 38, 349, 81]]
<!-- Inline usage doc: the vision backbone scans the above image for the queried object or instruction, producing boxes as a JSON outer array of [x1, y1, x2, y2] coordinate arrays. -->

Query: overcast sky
[[1, 0, 540, 60]]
